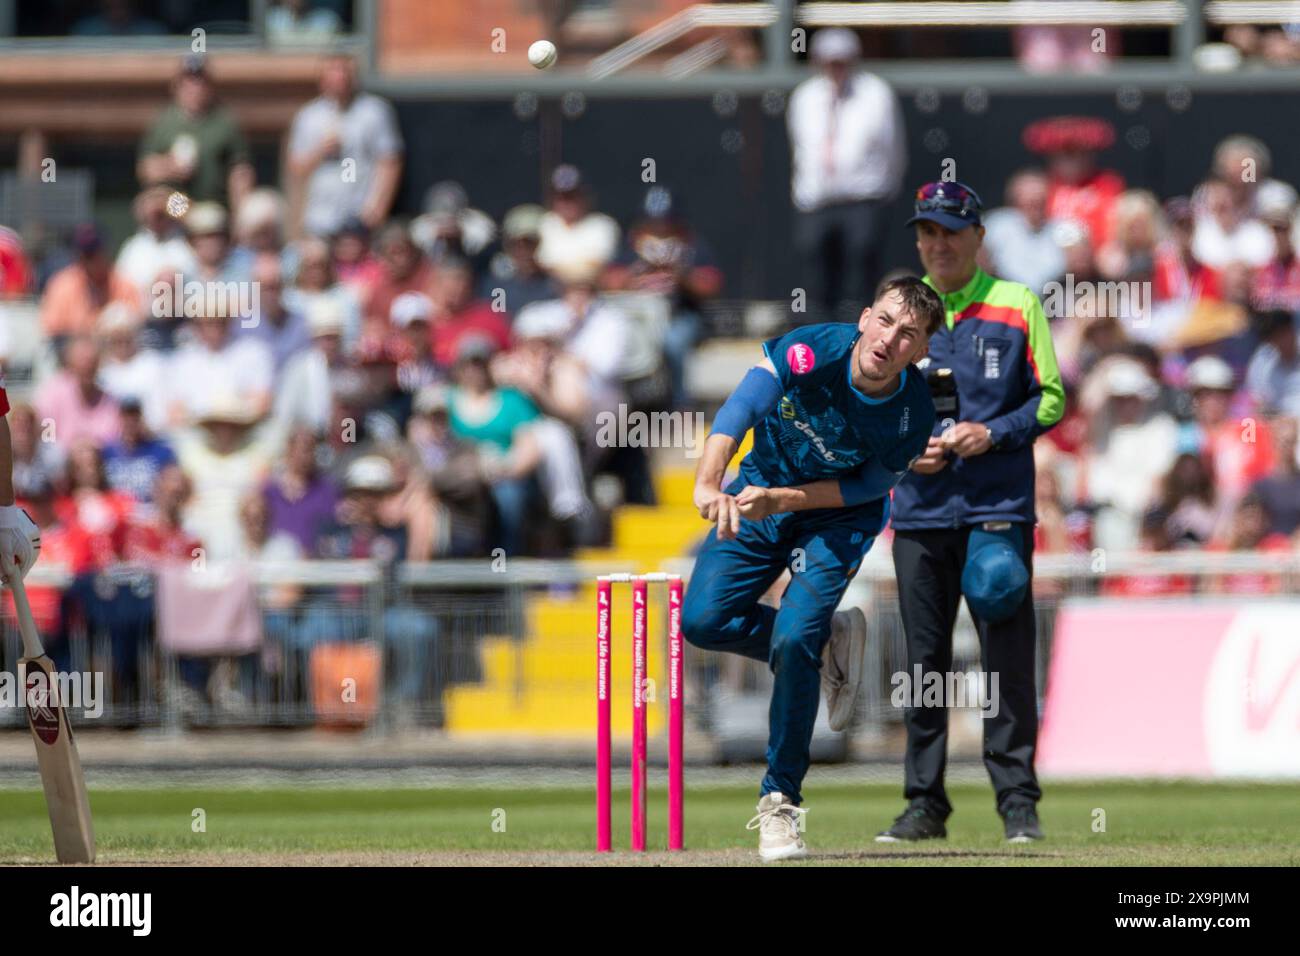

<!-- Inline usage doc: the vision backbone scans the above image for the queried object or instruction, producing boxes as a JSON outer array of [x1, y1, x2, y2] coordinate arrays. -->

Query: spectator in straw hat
[[175, 393, 277, 561], [183, 201, 244, 284], [163, 295, 273, 431]]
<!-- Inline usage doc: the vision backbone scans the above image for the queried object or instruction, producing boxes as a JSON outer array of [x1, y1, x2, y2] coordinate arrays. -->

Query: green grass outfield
[[1, 780, 1296, 865]]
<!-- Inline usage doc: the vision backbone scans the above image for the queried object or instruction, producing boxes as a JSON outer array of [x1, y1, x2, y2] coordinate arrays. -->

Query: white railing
[[1205, 1, 1300, 24], [799, 1, 1188, 26]]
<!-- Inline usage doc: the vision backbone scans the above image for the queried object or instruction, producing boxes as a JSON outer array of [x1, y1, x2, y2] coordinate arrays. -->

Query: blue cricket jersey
[[737, 323, 936, 528]]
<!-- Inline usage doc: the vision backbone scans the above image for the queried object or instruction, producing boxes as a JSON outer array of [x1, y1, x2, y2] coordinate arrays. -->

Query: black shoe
[[1003, 805, 1043, 843], [875, 804, 947, 842]]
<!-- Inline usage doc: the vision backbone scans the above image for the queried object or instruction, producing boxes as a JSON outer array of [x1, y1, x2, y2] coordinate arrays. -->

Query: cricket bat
[[7, 567, 95, 863]]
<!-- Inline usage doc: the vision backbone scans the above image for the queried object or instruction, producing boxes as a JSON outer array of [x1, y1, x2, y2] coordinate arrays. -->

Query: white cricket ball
[[528, 40, 557, 70], [166, 191, 190, 218]]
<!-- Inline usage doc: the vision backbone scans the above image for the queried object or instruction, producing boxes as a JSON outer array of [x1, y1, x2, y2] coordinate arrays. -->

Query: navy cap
[[72, 222, 104, 255], [961, 526, 1028, 623], [179, 53, 209, 77], [906, 181, 983, 231], [550, 164, 583, 194]]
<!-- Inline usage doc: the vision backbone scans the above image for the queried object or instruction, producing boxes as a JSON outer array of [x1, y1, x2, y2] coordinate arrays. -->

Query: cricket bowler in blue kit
[[681, 276, 944, 862]]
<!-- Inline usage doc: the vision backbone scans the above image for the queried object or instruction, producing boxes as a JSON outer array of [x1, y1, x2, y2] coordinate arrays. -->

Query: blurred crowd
[[3, 48, 1300, 714], [0, 52, 722, 714], [4, 53, 724, 566], [974, 117, 1300, 585]]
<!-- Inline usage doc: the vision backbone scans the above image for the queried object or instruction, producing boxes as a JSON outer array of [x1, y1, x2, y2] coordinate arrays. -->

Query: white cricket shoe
[[821, 607, 867, 732], [746, 792, 808, 862]]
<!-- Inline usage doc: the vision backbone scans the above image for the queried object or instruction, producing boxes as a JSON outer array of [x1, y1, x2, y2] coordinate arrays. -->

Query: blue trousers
[[682, 495, 885, 804]]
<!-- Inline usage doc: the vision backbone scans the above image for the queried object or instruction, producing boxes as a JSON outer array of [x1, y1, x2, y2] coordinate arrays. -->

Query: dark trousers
[[891, 525, 1041, 818], [793, 198, 889, 318]]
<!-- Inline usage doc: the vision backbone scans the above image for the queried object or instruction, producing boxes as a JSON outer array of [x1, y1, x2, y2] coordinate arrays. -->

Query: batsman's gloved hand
[[0, 504, 40, 583]]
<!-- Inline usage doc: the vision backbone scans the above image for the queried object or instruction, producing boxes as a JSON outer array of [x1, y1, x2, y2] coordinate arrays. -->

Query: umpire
[[879, 182, 1065, 843]]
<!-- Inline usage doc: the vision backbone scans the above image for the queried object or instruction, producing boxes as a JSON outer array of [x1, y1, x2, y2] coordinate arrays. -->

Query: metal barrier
[[1, 553, 1293, 739], [853, 550, 1300, 730]]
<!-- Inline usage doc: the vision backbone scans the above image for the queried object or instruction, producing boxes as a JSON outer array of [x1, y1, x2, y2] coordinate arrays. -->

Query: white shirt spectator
[[99, 347, 170, 433], [982, 208, 1067, 295], [514, 298, 633, 386], [115, 230, 197, 304], [536, 212, 621, 274], [275, 347, 334, 435], [787, 71, 906, 212], [288, 92, 403, 237], [166, 336, 274, 426], [1246, 338, 1300, 417], [284, 285, 362, 351], [175, 429, 277, 562], [1192, 215, 1275, 269]]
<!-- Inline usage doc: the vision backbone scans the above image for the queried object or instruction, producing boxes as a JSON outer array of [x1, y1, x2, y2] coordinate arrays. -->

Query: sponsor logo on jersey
[[791, 418, 836, 462], [779, 397, 796, 419], [899, 406, 910, 436], [786, 342, 815, 375]]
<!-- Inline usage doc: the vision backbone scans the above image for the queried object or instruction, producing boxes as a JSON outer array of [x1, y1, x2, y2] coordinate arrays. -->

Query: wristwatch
[[984, 424, 995, 448]]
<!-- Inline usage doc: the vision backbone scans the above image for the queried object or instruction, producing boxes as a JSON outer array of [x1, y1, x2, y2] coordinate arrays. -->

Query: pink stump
[[596, 577, 612, 852], [668, 575, 684, 850], [630, 577, 648, 851]]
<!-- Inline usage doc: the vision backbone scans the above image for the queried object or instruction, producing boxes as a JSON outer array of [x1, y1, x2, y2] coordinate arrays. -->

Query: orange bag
[[310, 642, 383, 729]]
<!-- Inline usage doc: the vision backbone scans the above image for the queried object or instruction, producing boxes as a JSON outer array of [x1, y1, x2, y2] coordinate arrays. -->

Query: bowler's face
[[855, 289, 929, 384]]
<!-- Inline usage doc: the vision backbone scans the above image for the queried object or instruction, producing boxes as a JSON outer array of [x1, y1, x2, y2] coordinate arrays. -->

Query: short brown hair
[[874, 274, 945, 336]]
